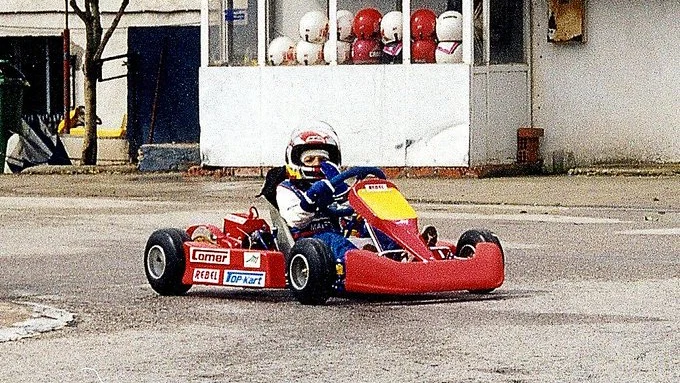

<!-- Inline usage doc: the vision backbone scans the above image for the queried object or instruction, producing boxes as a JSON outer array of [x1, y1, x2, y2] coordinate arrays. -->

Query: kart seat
[[268, 203, 295, 257], [258, 166, 295, 256]]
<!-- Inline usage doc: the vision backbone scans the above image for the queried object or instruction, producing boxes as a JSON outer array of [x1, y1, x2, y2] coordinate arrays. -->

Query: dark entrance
[[127, 26, 200, 161]]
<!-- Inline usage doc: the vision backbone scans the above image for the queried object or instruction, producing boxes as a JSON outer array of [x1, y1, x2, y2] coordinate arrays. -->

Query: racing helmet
[[411, 39, 437, 63], [323, 40, 352, 64], [352, 8, 382, 39], [299, 10, 329, 43], [267, 36, 297, 66], [436, 11, 463, 41], [351, 39, 382, 64], [337, 10, 355, 42], [285, 121, 342, 180], [296, 40, 324, 65], [410, 9, 437, 41], [435, 41, 463, 64], [380, 11, 403, 44]]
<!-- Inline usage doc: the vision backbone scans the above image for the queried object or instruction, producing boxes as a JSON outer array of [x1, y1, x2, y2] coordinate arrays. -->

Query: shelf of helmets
[[198, 0, 481, 168], [267, 6, 467, 66]]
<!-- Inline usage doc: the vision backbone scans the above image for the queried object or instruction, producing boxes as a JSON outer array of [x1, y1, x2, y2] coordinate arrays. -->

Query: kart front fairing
[[343, 178, 504, 294]]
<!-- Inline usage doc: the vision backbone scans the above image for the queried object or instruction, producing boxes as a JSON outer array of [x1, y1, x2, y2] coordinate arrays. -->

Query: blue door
[[127, 26, 200, 160]]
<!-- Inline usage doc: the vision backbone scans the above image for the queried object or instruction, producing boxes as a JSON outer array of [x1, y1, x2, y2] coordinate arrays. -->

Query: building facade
[[2, 1, 678, 168]]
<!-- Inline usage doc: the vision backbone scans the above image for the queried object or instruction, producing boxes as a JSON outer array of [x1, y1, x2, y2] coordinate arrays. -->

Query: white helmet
[[436, 10, 463, 41], [380, 11, 403, 44], [299, 11, 329, 44], [337, 10, 355, 42], [323, 41, 352, 64], [285, 121, 342, 180], [267, 36, 297, 66], [296, 40, 324, 65], [435, 41, 463, 64]]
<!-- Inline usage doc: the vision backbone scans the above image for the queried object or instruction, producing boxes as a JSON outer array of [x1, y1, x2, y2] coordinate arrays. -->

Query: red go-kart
[[144, 167, 505, 305]]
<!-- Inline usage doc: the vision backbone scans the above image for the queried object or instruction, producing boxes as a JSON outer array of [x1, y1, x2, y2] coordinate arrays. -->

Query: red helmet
[[410, 9, 437, 41], [352, 8, 382, 39], [352, 39, 382, 64], [411, 39, 437, 63]]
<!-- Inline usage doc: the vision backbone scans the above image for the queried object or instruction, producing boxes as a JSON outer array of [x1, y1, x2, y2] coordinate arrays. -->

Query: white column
[[257, 0, 266, 66], [402, 0, 410, 64], [328, 0, 338, 64], [462, 0, 474, 65], [201, 0, 209, 67]]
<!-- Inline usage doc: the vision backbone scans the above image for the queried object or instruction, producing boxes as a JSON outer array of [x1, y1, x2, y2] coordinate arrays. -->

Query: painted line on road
[[615, 228, 680, 236], [419, 211, 625, 224]]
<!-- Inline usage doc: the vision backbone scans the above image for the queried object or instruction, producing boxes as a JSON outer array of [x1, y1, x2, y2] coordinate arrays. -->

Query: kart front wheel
[[145, 228, 192, 296], [455, 229, 504, 294], [287, 238, 335, 305]]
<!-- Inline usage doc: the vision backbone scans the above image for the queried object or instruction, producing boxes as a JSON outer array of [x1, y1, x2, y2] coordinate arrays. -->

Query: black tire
[[144, 228, 192, 296], [287, 238, 335, 305], [455, 229, 504, 294]]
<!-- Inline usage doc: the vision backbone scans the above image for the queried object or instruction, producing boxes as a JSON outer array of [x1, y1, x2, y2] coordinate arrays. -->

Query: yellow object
[[57, 109, 80, 134], [61, 114, 127, 139], [357, 186, 417, 221]]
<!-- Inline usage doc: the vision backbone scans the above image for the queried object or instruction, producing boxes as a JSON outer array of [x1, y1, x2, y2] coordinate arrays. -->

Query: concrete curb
[[0, 301, 75, 343]]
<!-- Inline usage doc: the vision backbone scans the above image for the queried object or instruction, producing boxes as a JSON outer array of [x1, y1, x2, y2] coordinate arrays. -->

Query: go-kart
[[144, 167, 505, 305]]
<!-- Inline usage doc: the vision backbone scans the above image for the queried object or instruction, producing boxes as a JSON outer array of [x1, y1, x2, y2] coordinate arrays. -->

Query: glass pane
[[268, 1, 329, 66], [208, 0, 224, 65], [489, 0, 524, 64], [224, 0, 259, 66]]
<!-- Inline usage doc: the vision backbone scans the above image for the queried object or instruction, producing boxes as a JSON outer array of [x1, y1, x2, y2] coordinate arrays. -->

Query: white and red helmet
[[436, 11, 463, 41], [323, 40, 352, 64], [380, 11, 403, 44], [435, 41, 463, 63], [267, 36, 296, 66], [337, 10, 355, 42], [299, 10, 329, 43], [285, 121, 342, 180], [296, 40, 324, 65]]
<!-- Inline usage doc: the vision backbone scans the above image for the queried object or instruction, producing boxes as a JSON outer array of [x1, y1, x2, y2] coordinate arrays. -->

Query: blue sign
[[225, 9, 248, 25]]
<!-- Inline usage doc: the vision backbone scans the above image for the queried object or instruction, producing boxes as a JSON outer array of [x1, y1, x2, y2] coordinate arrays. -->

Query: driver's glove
[[320, 162, 349, 197], [300, 179, 335, 211]]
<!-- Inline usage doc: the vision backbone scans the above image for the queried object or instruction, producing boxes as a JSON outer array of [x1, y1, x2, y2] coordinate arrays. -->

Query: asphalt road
[[0, 173, 678, 382]]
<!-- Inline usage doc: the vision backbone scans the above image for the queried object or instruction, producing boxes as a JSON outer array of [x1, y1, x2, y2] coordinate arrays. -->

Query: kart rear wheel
[[145, 228, 192, 296], [455, 229, 504, 294], [287, 238, 335, 305]]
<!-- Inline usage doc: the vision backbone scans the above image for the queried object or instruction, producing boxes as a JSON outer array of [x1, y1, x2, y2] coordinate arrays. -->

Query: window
[[205, 0, 526, 66], [474, 0, 526, 65]]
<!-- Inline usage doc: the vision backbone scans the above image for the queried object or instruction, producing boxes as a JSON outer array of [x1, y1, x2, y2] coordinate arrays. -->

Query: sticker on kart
[[223, 270, 266, 287], [192, 268, 220, 283], [189, 247, 231, 265]]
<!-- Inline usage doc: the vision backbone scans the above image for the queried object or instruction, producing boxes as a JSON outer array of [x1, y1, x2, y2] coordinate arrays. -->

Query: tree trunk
[[80, 12, 102, 165], [71, 0, 129, 165]]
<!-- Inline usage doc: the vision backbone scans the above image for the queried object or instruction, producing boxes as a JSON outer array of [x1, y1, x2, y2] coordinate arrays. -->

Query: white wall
[[531, 0, 680, 166], [199, 64, 471, 167], [470, 66, 530, 166]]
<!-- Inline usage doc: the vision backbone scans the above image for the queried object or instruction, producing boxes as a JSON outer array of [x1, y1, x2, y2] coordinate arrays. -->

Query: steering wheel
[[322, 167, 386, 218], [329, 166, 386, 189]]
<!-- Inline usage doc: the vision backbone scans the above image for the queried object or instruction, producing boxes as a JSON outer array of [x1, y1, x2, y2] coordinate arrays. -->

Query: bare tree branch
[[69, 0, 88, 22], [93, 0, 129, 61]]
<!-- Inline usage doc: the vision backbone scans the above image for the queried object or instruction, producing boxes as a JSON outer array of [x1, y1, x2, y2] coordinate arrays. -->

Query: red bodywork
[[180, 210, 287, 289], [343, 178, 504, 294], [178, 178, 504, 295]]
